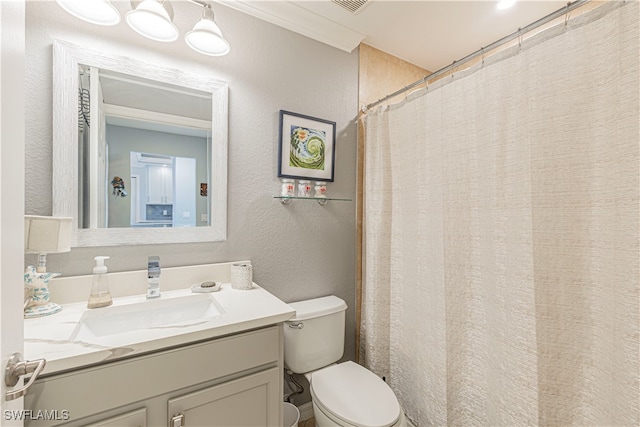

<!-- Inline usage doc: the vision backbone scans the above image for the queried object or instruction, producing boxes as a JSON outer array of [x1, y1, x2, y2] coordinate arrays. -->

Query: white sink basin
[[70, 293, 225, 342]]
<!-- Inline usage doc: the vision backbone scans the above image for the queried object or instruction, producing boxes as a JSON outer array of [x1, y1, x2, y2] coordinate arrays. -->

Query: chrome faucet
[[147, 256, 161, 299]]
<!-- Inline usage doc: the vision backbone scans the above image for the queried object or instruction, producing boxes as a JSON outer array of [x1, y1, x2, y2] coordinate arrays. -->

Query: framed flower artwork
[[278, 110, 336, 182]]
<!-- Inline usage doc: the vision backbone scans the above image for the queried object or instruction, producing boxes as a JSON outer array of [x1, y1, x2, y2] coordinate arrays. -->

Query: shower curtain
[[361, 3, 639, 426]]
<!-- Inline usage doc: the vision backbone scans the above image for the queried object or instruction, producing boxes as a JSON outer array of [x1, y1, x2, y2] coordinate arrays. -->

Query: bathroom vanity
[[22, 263, 295, 427], [26, 326, 282, 427]]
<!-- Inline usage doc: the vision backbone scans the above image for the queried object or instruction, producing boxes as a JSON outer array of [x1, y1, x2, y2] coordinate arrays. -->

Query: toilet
[[284, 295, 406, 427]]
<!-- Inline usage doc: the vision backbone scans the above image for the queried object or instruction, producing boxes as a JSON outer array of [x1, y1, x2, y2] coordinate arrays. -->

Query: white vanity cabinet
[[147, 165, 173, 204], [24, 326, 283, 427], [84, 409, 147, 427], [167, 367, 280, 427]]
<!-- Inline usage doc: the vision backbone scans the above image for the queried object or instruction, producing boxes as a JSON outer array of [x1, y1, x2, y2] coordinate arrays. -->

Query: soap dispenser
[[88, 256, 113, 309]]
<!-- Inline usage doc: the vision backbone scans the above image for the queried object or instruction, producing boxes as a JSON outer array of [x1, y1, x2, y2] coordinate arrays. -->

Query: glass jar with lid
[[280, 178, 295, 197], [297, 180, 312, 197], [314, 181, 327, 198]]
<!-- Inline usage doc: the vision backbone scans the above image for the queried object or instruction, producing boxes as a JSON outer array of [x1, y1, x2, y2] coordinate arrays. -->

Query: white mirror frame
[[52, 40, 228, 247]]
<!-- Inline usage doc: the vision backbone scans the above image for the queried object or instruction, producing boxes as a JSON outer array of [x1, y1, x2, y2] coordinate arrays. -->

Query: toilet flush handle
[[288, 322, 304, 329]]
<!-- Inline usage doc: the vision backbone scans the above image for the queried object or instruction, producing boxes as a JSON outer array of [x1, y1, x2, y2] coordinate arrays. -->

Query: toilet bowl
[[284, 296, 406, 427], [308, 361, 406, 427]]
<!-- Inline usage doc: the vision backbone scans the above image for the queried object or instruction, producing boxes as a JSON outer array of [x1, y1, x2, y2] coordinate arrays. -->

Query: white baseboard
[[297, 402, 314, 421]]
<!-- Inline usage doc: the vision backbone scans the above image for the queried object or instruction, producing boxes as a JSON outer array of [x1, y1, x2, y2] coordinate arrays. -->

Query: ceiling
[[221, 1, 569, 72]]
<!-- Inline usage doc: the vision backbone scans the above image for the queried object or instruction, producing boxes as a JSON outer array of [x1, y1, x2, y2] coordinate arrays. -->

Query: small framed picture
[[278, 110, 336, 182]]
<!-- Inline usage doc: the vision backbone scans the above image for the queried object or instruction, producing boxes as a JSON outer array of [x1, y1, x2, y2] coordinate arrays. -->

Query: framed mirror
[[52, 40, 228, 246]]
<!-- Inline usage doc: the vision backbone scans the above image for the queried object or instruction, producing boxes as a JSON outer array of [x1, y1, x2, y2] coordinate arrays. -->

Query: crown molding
[[216, 0, 365, 53]]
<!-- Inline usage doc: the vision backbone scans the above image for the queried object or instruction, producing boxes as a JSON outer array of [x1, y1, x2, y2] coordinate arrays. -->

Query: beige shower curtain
[[361, 2, 639, 426]]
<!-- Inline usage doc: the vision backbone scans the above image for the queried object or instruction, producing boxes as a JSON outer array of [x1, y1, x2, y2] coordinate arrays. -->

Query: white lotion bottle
[[88, 256, 113, 308]]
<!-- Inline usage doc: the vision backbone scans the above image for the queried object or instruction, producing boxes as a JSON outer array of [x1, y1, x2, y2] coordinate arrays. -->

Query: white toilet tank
[[284, 295, 347, 374]]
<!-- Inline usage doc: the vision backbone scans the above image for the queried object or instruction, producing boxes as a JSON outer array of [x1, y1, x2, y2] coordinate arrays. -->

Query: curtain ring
[[481, 46, 485, 67], [517, 28, 523, 49], [404, 81, 414, 102], [564, 2, 571, 28]]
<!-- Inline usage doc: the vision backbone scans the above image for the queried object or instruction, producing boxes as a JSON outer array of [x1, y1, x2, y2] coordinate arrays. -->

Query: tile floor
[[297, 417, 315, 427]]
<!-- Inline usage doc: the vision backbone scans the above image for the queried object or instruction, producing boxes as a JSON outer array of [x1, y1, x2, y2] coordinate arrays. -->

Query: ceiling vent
[[136, 152, 173, 165], [331, 0, 370, 15]]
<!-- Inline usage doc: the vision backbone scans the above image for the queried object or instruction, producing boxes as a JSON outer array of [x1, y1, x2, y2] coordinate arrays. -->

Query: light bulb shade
[[185, 16, 230, 56], [126, 0, 179, 42], [24, 216, 72, 254], [56, 0, 121, 26]]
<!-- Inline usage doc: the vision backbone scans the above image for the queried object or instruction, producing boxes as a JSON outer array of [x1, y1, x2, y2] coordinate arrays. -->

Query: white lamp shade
[[56, 0, 121, 26], [126, 0, 179, 42], [24, 216, 72, 254], [186, 18, 230, 56]]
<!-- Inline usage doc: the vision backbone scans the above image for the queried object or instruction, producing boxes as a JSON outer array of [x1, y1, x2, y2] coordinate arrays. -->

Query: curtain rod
[[363, 0, 590, 113]]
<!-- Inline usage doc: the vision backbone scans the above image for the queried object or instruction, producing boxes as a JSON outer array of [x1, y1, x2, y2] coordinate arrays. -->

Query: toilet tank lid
[[287, 296, 347, 321]]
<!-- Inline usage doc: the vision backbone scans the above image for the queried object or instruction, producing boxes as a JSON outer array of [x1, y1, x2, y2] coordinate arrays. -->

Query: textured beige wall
[[356, 45, 429, 361], [359, 44, 430, 110]]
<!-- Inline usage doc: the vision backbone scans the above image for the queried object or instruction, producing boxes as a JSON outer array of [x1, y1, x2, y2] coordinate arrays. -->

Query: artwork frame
[[278, 110, 336, 182]]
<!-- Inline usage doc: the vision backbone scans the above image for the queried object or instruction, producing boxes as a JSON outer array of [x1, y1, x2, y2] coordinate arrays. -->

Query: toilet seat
[[310, 361, 400, 427]]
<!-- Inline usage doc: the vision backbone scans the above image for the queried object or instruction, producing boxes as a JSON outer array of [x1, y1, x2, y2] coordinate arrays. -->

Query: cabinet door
[[147, 166, 164, 204], [147, 166, 173, 204], [168, 367, 280, 427], [161, 165, 173, 204], [83, 408, 146, 427]]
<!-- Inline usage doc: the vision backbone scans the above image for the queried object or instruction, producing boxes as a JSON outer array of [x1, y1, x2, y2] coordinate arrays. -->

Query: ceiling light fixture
[[126, 0, 179, 42], [55, 0, 121, 26], [185, 4, 231, 56], [56, 0, 230, 56]]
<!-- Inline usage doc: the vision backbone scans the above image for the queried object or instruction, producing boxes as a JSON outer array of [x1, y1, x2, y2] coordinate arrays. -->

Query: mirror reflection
[[77, 66, 211, 229], [53, 40, 228, 247], [128, 151, 199, 228]]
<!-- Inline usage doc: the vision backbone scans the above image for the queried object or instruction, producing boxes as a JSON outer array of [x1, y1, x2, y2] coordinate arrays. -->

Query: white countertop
[[24, 283, 295, 376]]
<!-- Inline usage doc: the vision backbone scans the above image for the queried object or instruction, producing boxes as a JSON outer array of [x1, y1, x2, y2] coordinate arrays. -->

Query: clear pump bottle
[[88, 256, 113, 309]]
